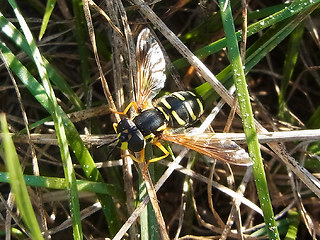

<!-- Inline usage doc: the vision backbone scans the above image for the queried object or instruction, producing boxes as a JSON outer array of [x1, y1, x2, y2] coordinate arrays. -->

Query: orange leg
[[121, 140, 169, 172], [121, 148, 145, 163], [121, 153, 138, 162], [110, 102, 139, 115], [148, 140, 169, 163], [139, 148, 145, 163], [113, 122, 118, 133], [143, 140, 169, 172]]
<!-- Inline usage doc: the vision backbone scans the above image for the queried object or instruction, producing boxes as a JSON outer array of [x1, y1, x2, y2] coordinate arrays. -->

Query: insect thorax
[[133, 108, 167, 139]]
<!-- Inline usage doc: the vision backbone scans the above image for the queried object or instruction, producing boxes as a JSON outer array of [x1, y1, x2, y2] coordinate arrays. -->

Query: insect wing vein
[[161, 132, 253, 166], [136, 28, 166, 111]]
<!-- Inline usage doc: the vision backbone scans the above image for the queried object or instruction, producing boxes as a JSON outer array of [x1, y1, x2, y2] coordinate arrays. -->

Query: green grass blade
[[278, 22, 305, 122], [174, 0, 319, 70], [72, 0, 91, 91], [177, 3, 288, 46], [196, 1, 319, 109], [139, 145, 160, 240], [7, 0, 83, 238], [139, 179, 151, 240], [218, 0, 280, 239], [39, 0, 57, 40], [0, 11, 84, 110], [284, 210, 300, 240], [0, 114, 44, 240], [250, 210, 300, 238], [0, 172, 125, 200], [0, 227, 24, 239], [308, 106, 320, 128], [0, 39, 120, 237]]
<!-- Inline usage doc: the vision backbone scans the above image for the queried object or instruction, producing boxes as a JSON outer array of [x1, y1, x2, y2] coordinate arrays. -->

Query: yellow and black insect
[[113, 28, 252, 166]]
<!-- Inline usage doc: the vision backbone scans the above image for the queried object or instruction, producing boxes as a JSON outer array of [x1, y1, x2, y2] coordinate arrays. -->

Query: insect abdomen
[[156, 91, 204, 128]]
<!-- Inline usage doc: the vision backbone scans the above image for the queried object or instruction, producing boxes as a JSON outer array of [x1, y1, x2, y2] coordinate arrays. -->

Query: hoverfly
[[113, 28, 252, 167]]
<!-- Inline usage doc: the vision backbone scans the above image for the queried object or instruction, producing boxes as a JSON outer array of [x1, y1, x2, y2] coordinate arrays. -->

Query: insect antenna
[[105, 138, 119, 160]]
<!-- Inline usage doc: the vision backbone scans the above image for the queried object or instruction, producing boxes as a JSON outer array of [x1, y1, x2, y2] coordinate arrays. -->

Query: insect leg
[[148, 140, 169, 163], [138, 148, 145, 163], [144, 140, 169, 171], [113, 123, 118, 133], [110, 102, 138, 115], [121, 153, 139, 162], [120, 148, 145, 163]]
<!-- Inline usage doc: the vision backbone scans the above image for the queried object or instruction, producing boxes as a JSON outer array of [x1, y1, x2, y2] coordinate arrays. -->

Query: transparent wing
[[136, 28, 166, 111], [161, 131, 253, 166]]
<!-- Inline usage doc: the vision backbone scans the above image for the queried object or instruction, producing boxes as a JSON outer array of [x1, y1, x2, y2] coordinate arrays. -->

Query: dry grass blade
[[1, 0, 320, 239], [140, 162, 170, 240], [1, 49, 49, 238], [82, 0, 120, 122], [87, 0, 123, 39], [100, 1, 139, 239], [10, 129, 320, 145], [132, 0, 320, 199]]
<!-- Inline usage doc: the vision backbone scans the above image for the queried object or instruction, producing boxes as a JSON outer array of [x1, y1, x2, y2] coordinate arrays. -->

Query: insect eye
[[118, 134, 126, 143]]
